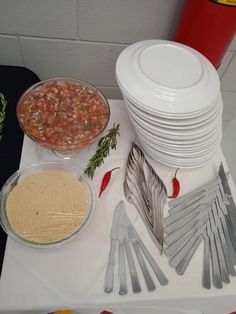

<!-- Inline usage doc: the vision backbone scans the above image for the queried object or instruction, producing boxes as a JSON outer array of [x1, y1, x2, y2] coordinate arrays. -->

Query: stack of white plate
[[116, 40, 223, 168]]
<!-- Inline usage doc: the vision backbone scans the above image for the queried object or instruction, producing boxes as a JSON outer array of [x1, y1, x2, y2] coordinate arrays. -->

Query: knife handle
[[176, 235, 203, 275], [207, 224, 222, 289], [104, 239, 117, 293], [131, 227, 168, 286], [202, 233, 211, 289], [124, 240, 141, 293], [169, 230, 201, 268], [131, 240, 156, 291], [118, 242, 127, 295]]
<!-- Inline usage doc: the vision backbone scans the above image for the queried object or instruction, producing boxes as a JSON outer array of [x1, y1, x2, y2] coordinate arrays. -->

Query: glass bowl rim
[[0, 160, 96, 249], [16, 77, 111, 152]]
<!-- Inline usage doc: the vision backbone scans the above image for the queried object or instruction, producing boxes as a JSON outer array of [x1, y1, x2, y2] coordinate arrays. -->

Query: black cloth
[[0, 66, 40, 277]]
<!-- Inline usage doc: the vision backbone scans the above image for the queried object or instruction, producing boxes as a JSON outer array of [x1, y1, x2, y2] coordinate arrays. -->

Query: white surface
[[139, 44, 203, 88], [0, 100, 236, 314]]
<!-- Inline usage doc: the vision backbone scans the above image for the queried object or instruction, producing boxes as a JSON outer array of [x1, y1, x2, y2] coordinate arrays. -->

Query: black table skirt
[[0, 66, 40, 277]]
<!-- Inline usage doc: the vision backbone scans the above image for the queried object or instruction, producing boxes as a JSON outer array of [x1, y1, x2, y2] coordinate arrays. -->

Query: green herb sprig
[[84, 123, 120, 179], [0, 93, 7, 142]]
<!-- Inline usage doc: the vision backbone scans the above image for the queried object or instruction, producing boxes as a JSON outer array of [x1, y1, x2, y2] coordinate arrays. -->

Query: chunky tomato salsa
[[17, 80, 109, 151]]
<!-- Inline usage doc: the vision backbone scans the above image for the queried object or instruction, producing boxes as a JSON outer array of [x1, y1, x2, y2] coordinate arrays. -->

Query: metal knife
[[104, 203, 120, 293], [120, 201, 168, 287], [128, 225, 168, 286]]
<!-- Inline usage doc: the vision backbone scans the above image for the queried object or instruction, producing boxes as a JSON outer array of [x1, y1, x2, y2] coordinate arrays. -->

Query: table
[[0, 100, 236, 314]]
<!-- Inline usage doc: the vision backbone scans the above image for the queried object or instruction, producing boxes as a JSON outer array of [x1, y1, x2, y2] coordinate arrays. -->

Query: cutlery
[[124, 142, 167, 253], [165, 209, 210, 246], [165, 163, 236, 289], [104, 200, 168, 294], [202, 230, 211, 289], [117, 224, 127, 295], [124, 238, 141, 293], [128, 226, 156, 292], [216, 197, 236, 264], [121, 200, 168, 287], [169, 224, 205, 268], [207, 217, 222, 288], [219, 163, 236, 231], [104, 204, 119, 293], [175, 233, 203, 275], [165, 215, 208, 257], [212, 202, 236, 276], [168, 176, 223, 207], [209, 209, 229, 284]]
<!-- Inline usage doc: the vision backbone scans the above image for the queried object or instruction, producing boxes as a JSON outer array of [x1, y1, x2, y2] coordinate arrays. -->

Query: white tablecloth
[[0, 100, 236, 314]]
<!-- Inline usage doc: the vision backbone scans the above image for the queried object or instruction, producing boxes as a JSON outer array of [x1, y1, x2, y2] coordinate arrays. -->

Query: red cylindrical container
[[174, 0, 236, 68]]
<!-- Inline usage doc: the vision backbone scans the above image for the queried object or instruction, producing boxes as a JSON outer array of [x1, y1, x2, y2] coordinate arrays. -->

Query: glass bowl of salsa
[[17, 78, 110, 154]]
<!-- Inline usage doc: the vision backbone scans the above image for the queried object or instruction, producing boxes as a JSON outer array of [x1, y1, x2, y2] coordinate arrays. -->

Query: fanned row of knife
[[165, 162, 236, 289], [105, 142, 236, 294]]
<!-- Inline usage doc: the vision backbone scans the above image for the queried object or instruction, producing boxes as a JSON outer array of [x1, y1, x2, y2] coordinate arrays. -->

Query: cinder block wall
[[0, 0, 235, 130], [0, 0, 184, 98]]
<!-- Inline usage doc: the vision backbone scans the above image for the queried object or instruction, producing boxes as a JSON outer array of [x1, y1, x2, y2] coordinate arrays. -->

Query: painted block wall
[[0, 0, 235, 126]]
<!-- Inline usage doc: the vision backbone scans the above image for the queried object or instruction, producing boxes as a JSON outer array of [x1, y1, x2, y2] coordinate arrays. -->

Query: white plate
[[140, 143, 217, 169], [139, 139, 219, 168], [121, 85, 220, 119], [125, 96, 222, 129], [137, 127, 222, 152], [142, 134, 221, 158], [116, 41, 220, 114], [130, 113, 221, 141], [134, 121, 222, 147], [127, 103, 221, 138]]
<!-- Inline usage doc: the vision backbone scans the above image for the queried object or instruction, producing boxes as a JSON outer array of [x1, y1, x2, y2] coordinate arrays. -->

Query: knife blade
[[116, 201, 141, 294], [104, 202, 122, 293]]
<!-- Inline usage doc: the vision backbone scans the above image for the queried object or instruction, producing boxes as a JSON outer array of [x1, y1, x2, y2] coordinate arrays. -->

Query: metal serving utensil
[[165, 163, 236, 289], [124, 142, 167, 253], [104, 201, 168, 295], [104, 203, 120, 293]]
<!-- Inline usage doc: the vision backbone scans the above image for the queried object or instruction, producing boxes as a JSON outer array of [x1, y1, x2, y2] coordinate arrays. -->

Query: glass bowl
[[0, 160, 95, 248], [16, 78, 110, 154]]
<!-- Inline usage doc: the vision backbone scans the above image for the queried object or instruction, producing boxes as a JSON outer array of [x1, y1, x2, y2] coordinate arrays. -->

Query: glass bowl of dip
[[0, 160, 95, 248], [16, 78, 110, 155]]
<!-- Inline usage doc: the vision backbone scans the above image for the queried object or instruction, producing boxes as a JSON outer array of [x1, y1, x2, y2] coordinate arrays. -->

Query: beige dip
[[6, 170, 89, 244]]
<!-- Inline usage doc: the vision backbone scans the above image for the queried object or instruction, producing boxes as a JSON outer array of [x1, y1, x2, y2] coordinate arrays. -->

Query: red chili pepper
[[168, 168, 180, 199], [99, 167, 120, 198]]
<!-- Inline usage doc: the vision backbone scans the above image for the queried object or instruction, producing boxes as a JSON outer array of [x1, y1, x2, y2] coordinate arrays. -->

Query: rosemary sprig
[[84, 123, 120, 179], [0, 93, 7, 142]]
